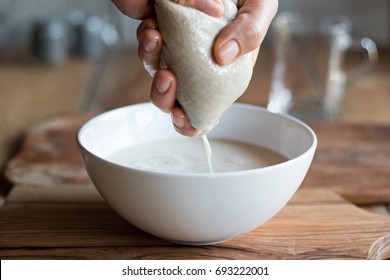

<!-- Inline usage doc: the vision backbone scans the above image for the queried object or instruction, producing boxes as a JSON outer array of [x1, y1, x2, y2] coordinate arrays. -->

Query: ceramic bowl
[[77, 102, 317, 245]]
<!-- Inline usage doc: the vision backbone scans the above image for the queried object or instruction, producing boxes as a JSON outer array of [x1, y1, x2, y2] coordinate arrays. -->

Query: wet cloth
[[155, 0, 253, 132]]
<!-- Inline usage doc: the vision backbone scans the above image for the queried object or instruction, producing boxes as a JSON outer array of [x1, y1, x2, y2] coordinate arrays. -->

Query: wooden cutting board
[[1, 183, 390, 260], [305, 122, 390, 204], [1, 114, 390, 259], [5, 114, 390, 204]]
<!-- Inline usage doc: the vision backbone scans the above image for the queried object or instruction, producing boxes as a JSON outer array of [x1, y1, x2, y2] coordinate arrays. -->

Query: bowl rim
[[77, 102, 317, 178]]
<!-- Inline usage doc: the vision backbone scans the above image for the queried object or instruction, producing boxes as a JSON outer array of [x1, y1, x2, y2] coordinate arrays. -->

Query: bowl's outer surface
[[78, 103, 317, 244]]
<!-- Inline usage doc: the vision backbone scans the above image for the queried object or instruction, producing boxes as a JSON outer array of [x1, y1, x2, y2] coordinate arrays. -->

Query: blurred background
[[0, 0, 389, 173], [0, 0, 388, 52]]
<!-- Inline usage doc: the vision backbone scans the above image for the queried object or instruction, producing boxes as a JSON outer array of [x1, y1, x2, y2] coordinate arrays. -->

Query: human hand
[[113, 0, 278, 136]]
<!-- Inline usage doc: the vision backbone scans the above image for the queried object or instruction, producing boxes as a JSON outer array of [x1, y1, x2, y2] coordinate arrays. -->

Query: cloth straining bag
[[155, 0, 253, 132]]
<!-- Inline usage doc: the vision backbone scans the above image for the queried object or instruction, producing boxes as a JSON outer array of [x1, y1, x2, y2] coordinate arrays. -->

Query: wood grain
[[0, 188, 389, 260], [305, 122, 390, 204], [4, 114, 92, 187], [368, 233, 390, 260], [1, 115, 390, 259], [4, 115, 390, 204], [1, 48, 390, 260]]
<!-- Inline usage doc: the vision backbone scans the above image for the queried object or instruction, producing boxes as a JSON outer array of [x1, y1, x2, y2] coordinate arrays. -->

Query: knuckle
[[238, 14, 265, 51], [248, 23, 264, 47]]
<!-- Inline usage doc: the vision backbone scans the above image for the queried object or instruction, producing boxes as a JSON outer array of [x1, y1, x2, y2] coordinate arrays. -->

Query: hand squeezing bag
[[155, 0, 253, 132]]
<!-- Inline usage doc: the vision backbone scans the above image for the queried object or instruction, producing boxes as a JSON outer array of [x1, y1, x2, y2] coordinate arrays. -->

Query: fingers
[[151, 70, 176, 113], [136, 0, 225, 77], [137, 18, 162, 77], [132, 0, 277, 137], [151, 70, 201, 136], [171, 106, 202, 136], [171, 0, 224, 18], [111, 0, 155, 19], [214, 0, 278, 65], [138, 18, 199, 136]]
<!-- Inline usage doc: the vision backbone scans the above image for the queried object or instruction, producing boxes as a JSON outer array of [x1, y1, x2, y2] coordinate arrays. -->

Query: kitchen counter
[[0, 47, 390, 259]]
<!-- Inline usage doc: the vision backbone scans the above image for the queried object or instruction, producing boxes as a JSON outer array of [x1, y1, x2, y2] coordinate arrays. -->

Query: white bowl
[[77, 102, 317, 245]]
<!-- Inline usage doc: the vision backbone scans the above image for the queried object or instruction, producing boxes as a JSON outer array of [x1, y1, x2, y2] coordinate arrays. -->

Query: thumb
[[214, 0, 278, 65]]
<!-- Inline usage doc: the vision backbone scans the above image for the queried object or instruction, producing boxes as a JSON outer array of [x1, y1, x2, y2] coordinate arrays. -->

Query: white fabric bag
[[155, 0, 253, 132]]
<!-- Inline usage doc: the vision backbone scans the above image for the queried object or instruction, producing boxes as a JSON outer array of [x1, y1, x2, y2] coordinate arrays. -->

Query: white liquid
[[201, 134, 213, 173], [107, 137, 287, 174]]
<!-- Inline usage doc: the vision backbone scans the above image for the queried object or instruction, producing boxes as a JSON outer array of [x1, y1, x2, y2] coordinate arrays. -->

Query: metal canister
[[32, 18, 68, 65], [74, 16, 106, 59]]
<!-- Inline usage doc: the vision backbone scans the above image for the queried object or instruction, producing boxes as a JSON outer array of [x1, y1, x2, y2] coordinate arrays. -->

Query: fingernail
[[143, 36, 158, 53], [209, 0, 224, 17], [172, 115, 185, 129], [156, 76, 171, 93], [219, 40, 240, 65], [212, 0, 223, 7]]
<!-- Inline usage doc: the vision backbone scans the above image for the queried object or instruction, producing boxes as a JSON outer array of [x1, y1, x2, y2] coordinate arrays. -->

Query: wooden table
[[0, 48, 390, 259], [1, 118, 390, 260]]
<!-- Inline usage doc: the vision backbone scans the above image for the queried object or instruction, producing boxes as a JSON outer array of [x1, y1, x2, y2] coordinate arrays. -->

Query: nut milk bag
[[155, 0, 253, 132]]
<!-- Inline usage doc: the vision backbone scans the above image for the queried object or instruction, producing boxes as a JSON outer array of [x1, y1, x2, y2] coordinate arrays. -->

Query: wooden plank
[[359, 204, 390, 216], [5, 184, 103, 204], [304, 122, 390, 204], [0, 189, 389, 259], [2, 105, 390, 259], [4, 115, 390, 204], [4, 114, 92, 187]]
